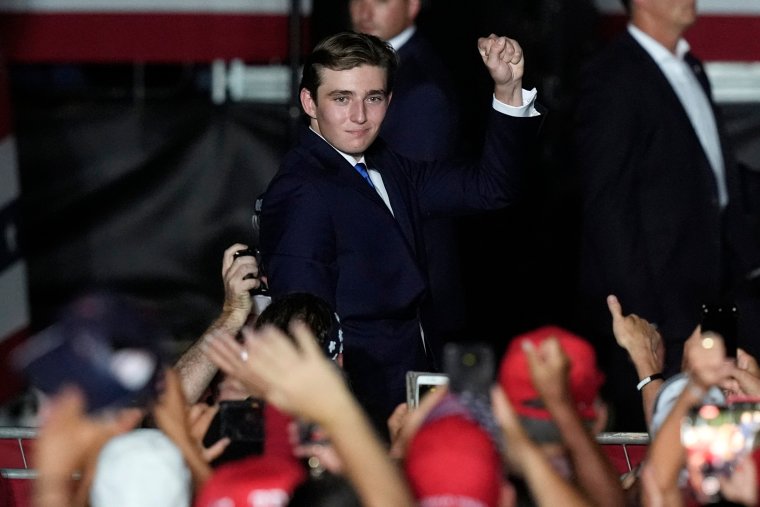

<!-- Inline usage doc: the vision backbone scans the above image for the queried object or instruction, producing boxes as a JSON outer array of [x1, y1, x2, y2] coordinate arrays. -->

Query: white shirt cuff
[[492, 88, 539, 117]]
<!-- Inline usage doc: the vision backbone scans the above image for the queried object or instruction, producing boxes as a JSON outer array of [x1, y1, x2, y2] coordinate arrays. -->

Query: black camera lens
[[233, 248, 255, 259]]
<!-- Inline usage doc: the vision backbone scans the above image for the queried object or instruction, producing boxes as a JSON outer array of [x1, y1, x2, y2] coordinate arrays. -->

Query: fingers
[[290, 320, 323, 357], [203, 437, 231, 463], [226, 255, 260, 291], [222, 243, 249, 275], [387, 402, 409, 438], [189, 403, 220, 439], [477, 34, 521, 65], [490, 385, 519, 435], [389, 386, 447, 460]]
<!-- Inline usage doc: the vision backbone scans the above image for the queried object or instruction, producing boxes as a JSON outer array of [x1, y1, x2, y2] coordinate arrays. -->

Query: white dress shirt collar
[[387, 25, 416, 52], [628, 24, 690, 63]]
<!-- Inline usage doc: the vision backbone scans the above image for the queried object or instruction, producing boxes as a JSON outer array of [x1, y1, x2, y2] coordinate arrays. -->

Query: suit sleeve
[[259, 173, 338, 309]]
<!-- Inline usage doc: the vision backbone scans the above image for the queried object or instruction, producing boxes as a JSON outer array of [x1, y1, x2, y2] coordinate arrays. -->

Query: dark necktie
[[354, 162, 375, 189]]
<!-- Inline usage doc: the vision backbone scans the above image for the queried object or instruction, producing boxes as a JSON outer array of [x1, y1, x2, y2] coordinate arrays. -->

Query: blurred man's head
[[626, 0, 697, 35], [499, 325, 607, 443], [349, 0, 420, 41]]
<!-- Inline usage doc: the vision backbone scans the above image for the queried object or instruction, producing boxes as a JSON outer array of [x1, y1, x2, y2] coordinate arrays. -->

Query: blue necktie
[[354, 162, 375, 189]]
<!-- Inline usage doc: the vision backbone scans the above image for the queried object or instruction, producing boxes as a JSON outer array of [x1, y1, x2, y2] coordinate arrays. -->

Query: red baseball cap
[[499, 325, 605, 421], [405, 414, 503, 507], [194, 455, 306, 507]]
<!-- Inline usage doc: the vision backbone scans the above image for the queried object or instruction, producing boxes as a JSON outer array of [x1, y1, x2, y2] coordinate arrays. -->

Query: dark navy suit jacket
[[260, 108, 539, 428]]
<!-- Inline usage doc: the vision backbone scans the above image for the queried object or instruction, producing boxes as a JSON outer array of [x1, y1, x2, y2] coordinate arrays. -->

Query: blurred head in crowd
[[253, 292, 342, 364], [499, 325, 608, 444], [90, 429, 191, 507], [349, 0, 420, 41], [405, 413, 507, 507], [194, 455, 306, 507], [13, 290, 165, 417], [287, 471, 362, 507]]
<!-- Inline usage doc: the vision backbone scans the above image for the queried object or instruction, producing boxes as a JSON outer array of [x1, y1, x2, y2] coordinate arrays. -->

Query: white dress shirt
[[629, 24, 728, 207]]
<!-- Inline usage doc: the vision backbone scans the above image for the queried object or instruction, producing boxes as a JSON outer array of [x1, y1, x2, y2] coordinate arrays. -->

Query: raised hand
[[221, 243, 262, 324], [607, 294, 664, 376], [477, 34, 524, 106], [522, 338, 570, 405]]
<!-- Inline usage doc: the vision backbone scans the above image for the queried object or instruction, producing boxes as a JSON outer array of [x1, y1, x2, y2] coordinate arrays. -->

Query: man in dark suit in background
[[349, 0, 466, 355], [260, 31, 540, 435], [574, 0, 760, 430]]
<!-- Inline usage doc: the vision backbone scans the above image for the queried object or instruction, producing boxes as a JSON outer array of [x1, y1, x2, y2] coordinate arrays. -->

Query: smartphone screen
[[701, 304, 738, 358], [681, 402, 760, 499], [405, 371, 449, 408]]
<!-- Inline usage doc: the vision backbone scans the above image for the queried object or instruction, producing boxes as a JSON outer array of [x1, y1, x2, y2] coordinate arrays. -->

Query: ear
[[408, 0, 421, 20], [300, 88, 317, 119]]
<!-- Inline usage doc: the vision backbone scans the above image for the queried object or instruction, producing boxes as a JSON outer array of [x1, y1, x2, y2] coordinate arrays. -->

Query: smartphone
[[681, 402, 760, 499], [204, 398, 264, 467], [405, 371, 449, 409], [701, 303, 738, 358], [443, 342, 495, 397], [218, 398, 265, 443]]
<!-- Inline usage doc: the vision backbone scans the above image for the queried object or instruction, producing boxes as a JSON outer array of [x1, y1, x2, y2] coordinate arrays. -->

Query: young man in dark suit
[[574, 0, 760, 430], [260, 31, 540, 434], [349, 0, 465, 355]]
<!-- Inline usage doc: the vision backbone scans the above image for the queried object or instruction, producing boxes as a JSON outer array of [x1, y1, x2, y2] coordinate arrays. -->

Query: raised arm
[[175, 243, 262, 402], [491, 385, 592, 507], [608, 294, 665, 429], [523, 338, 625, 506]]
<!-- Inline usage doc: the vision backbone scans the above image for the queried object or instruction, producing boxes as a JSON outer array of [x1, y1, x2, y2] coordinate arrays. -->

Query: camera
[[218, 398, 265, 443], [233, 247, 270, 299], [443, 342, 495, 397], [405, 371, 449, 409], [203, 398, 265, 467]]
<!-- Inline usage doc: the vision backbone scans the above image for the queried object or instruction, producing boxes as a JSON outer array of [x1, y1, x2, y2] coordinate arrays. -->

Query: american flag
[[0, 58, 29, 403]]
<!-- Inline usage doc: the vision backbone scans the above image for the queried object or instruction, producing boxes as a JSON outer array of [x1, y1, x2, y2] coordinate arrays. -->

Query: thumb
[[607, 294, 623, 321]]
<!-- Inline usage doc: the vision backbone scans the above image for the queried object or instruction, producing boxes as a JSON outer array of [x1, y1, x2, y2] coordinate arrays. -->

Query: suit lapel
[[299, 125, 419, 257], [365, 153, 418, 255]]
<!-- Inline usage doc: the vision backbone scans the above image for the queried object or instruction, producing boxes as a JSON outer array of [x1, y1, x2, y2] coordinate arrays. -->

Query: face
[[349, 0, 419, 41], [637, 0, 697, 32], [301, 65, 390, 158]]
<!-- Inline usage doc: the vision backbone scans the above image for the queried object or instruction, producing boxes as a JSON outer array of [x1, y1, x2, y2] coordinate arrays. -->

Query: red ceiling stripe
[[0, 13, 311, 63]]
